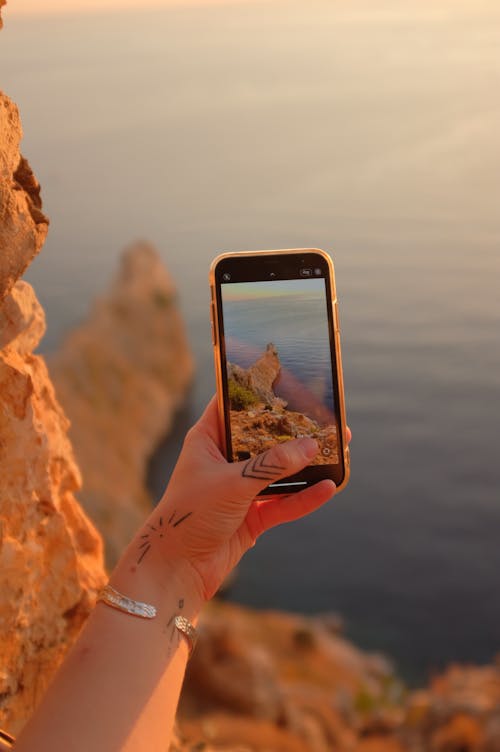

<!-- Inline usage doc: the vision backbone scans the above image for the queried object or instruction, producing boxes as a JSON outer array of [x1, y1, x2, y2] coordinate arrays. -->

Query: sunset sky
[[5, 0, 498, 19], [6, 0, 271, 16]]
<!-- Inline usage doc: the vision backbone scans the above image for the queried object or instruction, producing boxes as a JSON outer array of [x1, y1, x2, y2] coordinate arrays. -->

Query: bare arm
[[15, 398, 339, 751]]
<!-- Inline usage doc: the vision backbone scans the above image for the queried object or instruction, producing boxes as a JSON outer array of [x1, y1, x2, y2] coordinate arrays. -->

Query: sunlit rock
[[49, 242, 194, 566]]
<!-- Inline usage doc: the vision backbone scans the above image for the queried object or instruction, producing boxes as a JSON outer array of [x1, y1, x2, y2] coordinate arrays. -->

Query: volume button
[[334, 302, 340, 332], [210, 304, 217, 346]]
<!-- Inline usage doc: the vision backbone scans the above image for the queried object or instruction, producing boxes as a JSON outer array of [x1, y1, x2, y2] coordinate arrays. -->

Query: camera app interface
[[221, 277, 339, 466]]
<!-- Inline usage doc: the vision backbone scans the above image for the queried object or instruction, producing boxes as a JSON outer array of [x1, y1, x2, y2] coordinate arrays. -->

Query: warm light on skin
[[6, 0, 271, 17]]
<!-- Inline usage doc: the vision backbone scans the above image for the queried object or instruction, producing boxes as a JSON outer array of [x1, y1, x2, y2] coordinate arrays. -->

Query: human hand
[[135, 397, 351, 602]]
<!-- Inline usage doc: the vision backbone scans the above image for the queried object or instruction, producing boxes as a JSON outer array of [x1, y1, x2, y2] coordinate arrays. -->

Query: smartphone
[[209, 248, 349, 495]]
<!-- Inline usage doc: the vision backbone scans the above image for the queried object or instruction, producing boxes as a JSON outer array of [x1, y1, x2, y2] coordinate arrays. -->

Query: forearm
[[15, 531, 204, 752], [13, 401, 335, 751]]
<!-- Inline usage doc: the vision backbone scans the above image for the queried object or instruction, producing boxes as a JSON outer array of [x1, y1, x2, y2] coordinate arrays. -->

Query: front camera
[[270, 271, 277, 278], [222, 272, 231, 282]]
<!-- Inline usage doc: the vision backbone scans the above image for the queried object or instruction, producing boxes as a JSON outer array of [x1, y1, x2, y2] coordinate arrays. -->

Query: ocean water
[[223, 286, 335, 417], [2, 1, 500, 683]]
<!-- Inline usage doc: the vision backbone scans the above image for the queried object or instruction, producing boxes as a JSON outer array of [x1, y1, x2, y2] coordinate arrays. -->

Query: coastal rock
[[49, 242, 194, 565], [0, 283, 106, 735], [0, 92, 48, 302], [178, 602, 500, 752], [228, 342, 285, 409], [227, 343, 338, 463], [400, 663, 500, 752], [179, 601, 394, 752], [0, 280, 46, 354], [229, 406, 338, 464]]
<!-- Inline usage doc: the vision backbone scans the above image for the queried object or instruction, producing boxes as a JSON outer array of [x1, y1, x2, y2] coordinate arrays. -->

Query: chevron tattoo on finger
[[242, 451, 286, 480]]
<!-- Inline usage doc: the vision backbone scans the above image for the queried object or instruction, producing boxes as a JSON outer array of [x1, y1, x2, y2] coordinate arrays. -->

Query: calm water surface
[[2, 0, 500, 683]]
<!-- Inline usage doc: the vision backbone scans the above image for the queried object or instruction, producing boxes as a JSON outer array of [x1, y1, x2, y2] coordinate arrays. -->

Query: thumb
[[234, 437, 318, 495]]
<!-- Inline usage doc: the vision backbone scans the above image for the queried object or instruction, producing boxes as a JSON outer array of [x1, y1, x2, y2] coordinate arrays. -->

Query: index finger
[[190, 395, 223, 447]]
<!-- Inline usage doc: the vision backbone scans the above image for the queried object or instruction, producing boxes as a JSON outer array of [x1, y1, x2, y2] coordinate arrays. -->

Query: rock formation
[[0, 93, 48, 303], [229, 405, 339, 464], [176, 602, 500, 752], [227, 344, 338, 463], [0, 285, 106, 735], [179, 601, 396, 751], [0, 88, 106, 736], [49, 242, 194, 566], [228, 342, 285, 409]]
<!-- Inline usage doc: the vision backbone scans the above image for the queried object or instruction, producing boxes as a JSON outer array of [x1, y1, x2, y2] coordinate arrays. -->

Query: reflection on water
[[2, 0, 500, 682]]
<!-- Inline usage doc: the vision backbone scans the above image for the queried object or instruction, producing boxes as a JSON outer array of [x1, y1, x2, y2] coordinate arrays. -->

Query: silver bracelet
[[97, 584, 157, 619], [97, 584, 198, 656], [174, 615, 198, 656], [0, 728, 15, 749]]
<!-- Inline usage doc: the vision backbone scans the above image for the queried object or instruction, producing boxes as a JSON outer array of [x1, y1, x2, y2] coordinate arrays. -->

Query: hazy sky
[[222, 279, 326, 301], [6, 0, 269, 16], [7, 0, 498, 16]]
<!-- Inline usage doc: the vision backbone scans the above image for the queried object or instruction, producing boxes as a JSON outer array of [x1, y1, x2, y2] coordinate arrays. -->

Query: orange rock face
[[49, 243, 194, 566], [0, 283, 106, 735], [179, 601, 396, 752], [230, 406, 339, 464], [0, 92, 48, 303]]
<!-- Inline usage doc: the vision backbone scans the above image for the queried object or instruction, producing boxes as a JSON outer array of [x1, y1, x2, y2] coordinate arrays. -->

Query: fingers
[[245, 479, 336, 540], [235, 437, 319, 495]]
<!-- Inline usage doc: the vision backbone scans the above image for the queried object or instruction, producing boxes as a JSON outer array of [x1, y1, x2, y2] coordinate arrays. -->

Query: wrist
[[110, 533, 205, 623]]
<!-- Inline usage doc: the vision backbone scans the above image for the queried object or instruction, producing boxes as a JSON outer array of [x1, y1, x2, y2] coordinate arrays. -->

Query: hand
[[137, 397, 351, 601]]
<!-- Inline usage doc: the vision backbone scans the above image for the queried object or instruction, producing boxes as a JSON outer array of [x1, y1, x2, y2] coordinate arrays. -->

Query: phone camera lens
[[300, 268, 313, 277], [270, 271, 277, 278], [314, 268, 322, 276], [222, 272, 231, 282]]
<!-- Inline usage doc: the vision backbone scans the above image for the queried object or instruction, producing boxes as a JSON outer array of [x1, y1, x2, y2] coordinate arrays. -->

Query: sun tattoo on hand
[[137, 510, 193, 564]]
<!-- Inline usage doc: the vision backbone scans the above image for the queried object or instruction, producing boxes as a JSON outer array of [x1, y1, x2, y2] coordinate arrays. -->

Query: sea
[[223, 284, 335, 418], [1, 0, 499, 684]]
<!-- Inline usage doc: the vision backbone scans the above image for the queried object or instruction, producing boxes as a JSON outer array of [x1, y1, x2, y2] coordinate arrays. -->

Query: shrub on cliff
[[228, 378, 258, 411]]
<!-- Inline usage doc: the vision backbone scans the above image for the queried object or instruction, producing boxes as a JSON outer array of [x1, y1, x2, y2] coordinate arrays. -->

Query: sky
[[222, 279, 325, 301], [5, 0, 271, 16]]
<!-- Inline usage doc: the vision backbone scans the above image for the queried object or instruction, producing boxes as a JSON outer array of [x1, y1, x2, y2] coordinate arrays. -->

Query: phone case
[[209, 248, 350, 493]]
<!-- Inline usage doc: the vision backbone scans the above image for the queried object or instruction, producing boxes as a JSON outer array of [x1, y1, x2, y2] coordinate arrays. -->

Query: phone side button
[[210, 304, 217, 345], [334, 302, 341, 332]]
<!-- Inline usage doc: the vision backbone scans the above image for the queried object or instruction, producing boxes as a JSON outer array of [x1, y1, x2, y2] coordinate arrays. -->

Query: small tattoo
[[136, 511, 193, 564], [170, 510, 193, 528], [242, 452, 285, 480]]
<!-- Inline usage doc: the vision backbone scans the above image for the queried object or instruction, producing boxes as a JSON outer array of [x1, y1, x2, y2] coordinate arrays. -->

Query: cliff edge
[[0, 93, 48, 303], [0, 90, 106, 735], [49, 242, 194, 566]]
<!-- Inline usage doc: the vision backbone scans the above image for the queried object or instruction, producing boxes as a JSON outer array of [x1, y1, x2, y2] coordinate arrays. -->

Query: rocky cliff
[[49, 242, 194, 566], [228, 344, 338, 464], [0, 94, 48, 303], [229, 343, 285, 409], [0, 90, 106, 736], [177, 603, 500, 752]]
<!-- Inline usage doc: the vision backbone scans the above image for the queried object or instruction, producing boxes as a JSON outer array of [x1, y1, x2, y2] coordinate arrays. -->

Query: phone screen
[[212, 250, 347, 493]]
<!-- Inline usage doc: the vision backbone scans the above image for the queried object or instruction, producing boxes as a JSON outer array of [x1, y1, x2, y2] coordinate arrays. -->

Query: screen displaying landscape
[[221, 278, 338, 465]]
